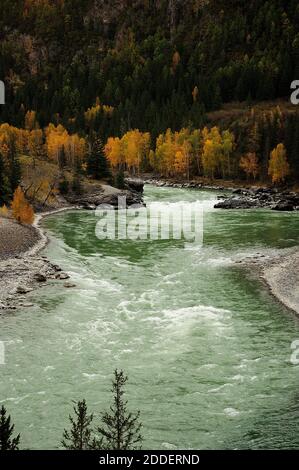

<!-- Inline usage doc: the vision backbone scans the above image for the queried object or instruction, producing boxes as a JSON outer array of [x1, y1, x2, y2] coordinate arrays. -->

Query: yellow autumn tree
[[45, 124, 69, 162], [240, 153, 259, 180], [268, 143, 290, 184], [0, 204, 9, 218], [201, 127, 234, 179], [104, 137, 124, 169], [220, 129, 234, 178], [122, 130, 150, 174], [85, 98, 114, 127], [11, 186, 35, 225], [45, 124, 86, 167], [202, 127, 221, 178], [105, 131, 150, 174], [28, 129, 44, 164], [155, 129, 175, 176], [0, 124, 27, 158], [25, 110, 38, 130]]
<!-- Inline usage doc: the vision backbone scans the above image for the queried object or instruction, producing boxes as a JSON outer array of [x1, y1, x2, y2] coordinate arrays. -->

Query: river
[[1, 185, 299, 449]]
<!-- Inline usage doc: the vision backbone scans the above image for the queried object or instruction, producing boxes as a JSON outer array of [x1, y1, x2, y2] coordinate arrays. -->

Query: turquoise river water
[[1, 185, 299, 449]]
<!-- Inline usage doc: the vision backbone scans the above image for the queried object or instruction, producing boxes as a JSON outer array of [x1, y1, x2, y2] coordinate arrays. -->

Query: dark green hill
[[1, 0, 299, 139]]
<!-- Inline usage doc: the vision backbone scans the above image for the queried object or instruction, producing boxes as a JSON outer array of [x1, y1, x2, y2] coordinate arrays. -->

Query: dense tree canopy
[[1, 0, 299, 141]]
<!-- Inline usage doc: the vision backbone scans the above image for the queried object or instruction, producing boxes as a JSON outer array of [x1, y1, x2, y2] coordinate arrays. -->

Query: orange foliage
[[240, 153, 259, 180], [268, 143, 290, 184], [45, 124, 86, 166], [104, 131, 150, 173], [11, 187, 35, 225]]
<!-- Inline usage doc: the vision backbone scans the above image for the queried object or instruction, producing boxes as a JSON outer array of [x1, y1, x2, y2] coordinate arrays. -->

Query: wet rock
[[272, 202, 294, 212], [125, 178, 144, 193], [214, 197, 257, 209], [16, 285, 33, 294], [52, 264, 62, 272], [33, 273, 47, 282], [232, 188, 242, 195], [81, 202, 97, 210], [56, 272, 70, 280], [64, 282, 76, 288]]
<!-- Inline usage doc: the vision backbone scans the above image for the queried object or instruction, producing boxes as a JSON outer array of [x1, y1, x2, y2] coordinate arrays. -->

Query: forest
[[1, 0, 299, 204]]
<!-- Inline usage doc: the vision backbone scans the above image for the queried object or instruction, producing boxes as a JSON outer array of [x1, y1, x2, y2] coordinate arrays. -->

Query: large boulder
[[125, 178, 144, 193], [214, 197, 257, 209], [272, 202, 294, 212]]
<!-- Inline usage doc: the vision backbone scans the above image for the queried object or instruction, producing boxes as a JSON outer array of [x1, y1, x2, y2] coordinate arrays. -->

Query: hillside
[[1, 0, 299, 140], [0, 0, 299, 203]]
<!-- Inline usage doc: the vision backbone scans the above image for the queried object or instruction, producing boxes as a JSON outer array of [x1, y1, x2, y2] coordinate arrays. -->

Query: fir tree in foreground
[[0, 405, 20, 450], [62, 370, 143, 450], [93, 369, 143, 450], [61, 400, 93, 450]]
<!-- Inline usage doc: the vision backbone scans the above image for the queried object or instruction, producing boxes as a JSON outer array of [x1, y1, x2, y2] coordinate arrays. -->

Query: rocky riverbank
[[145, 177, 299, 211], [238, 248, 299, 316], [65, 181, 145, 210], [0, 182, 145, 312], [0, 211, 77, 312], [215, 187, 299, 211], [263, 251, 299, 315], [144, 177, 228, 192]]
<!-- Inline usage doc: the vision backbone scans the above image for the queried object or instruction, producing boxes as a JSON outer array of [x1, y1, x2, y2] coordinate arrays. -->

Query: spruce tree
[[0, 406, 20, 451], [93, 370, 143, 450], [0, 153, 11, 206], [58, 147, 67, 170], [58, 173, 69, 195], [62, 400, 94, 450], [71, 157, 83, 195], [115, 170, 125, 189], [87, 138, 110, 180], [8, 137, 21, 194]]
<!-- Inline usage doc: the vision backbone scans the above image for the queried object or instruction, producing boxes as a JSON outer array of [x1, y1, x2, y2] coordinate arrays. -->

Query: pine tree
[[0, 406, 20, 451], [115, 170, 125, 189], [58, 173, 69, 194], [0, 153, 10, 206], [71, 158, 83, 195], [62, 400, 94, 450], [8, 137, 21, 194], [58, 146, 67, 170], [87, 138, 111, 180], [93, 370, 143, 450]]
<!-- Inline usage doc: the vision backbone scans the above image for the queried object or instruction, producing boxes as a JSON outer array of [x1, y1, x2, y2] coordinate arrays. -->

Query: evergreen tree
[[93, 370, 143, 451], [0, 406, 20, 451], [71, 157, 83, 195], [87, 138, 111, 180], [115, 170, 125, 190], [8, 137, 21, 194], [0, 153, 10, 206], [58, 146, 67, 170], [58, 173, 69, 195], [62, 400, 93, 450]]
